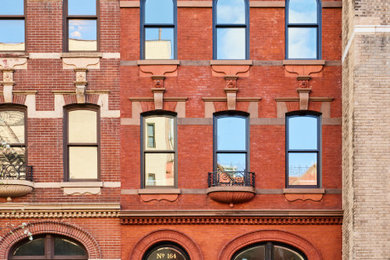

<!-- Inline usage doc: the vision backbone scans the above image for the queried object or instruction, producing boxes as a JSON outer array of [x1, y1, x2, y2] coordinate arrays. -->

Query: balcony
[[207, 171, 256, 207], [0, 165, 33, 201]]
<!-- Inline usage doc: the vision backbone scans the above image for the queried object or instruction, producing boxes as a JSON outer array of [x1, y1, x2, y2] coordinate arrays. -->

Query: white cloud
[[70, 31, 82, 38], [217, 0, 245, 24], [218, 29, 246, 59], [288, 28, 316, 59]]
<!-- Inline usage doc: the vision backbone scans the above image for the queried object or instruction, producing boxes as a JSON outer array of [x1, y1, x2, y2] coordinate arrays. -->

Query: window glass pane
[[233, 245, 266, 260], [274, 245, 305, 260], [68, 0, 96, 15], [13, 238, 45, 256], [217, 0, 245, 24], [146, 246, 188, 260], [0, 147, 25, 178], [144, 116, 174, 151], [217, 28, 246, 59], [0, 111, 25, 144], [54, 237, 87, 256], [217, 153, 246, 172], [145, 0, 173, 24], [288, 115, 317, 149], [217, 116, 246, 150], [68, 110, 97, 143], [0, 20, 25, 51], [288, 152, 317, 186], [288, 28, 317, 59], [145, 153, 175, 186], [69, 147, 98, 179], [0, 0, 24, 15], [68, 20, 97, 51], [288, 0, 317, 24], [145, 28, 174, 59]]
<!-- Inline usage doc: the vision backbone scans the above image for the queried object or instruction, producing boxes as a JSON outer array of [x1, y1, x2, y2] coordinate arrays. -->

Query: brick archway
[[130, 229, 203, 260], [219, 230, 322, 260], [0, 221, 102, 260]]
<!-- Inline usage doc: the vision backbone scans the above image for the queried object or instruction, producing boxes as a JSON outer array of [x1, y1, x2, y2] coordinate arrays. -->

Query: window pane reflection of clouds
[[0, 20, 25, 51], [145, 0, 173, 24], [68, 20, 97, 51], [68, 0, 96, 15], [145, 153, 175, 186], [217, 116, 246, 150], [288, 28, 316, 59], [145, 28, 174, 59], [288, 0, 317, 24], [217, 0, 245, 24], [217, 28, 246, 59], [144, 117, 174, 151], [288, 116, 317, 149], [217, 153, 246, 171], [288, 153, 317, 186], [0, 0, 24, 15]]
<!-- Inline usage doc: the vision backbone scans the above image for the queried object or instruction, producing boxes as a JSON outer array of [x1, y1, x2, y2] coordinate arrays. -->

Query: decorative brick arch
[[130, 229, 203, 260], [0, 221, 102, 260], [219, 230, 322, 260]]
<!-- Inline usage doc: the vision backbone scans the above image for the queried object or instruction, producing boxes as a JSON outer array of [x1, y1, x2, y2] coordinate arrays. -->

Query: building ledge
[[283, 60, 326, 65], [137, 189, 181, 202], [0, 179, 34, 201], [210, 60, 253, 65], [60, 182, 103, 195], [61, 52, 102, 58], [137, 60, 180, 65], [283, 188, 325, 202]]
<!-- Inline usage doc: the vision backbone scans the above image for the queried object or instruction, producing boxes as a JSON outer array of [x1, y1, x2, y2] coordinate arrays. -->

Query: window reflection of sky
[[145, 0, 173, 24], [288, 28, 316, 59], [217, 0, 245, 24], [217, 153, 246, 171], [68, 0, 96, 15], [288, 0, 317, 23], [217, 28, 246, 59], [288, 153, 316, 177], [0, 0, 23, 15], [217, 117, 246, 150], [288, 116, 317, 150], [0, 21, 24, 43], [69, 20, 97, 40]]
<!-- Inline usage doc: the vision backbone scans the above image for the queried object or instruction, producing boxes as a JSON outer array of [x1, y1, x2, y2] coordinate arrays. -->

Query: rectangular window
[[0, 0, 25, 51], [65, 0, 98, 51], [65, 106, 99, 180], [142, 112, 177, 187], [141, 0, 177, 59], [213, 0, 249, 59], [286, 112, 321, 187]]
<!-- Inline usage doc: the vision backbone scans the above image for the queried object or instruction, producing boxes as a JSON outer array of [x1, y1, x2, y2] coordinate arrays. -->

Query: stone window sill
[[282, 60, 325, 66], [61, 52, 102, 58], [210, 60, 253, 65], [283, 188, 325, 202], [60, 182, 103, 195], [0, 52, 28, 58], [138, 189, 181, 202], [137, 60, 180, 65], [137, 188, 181, 194]]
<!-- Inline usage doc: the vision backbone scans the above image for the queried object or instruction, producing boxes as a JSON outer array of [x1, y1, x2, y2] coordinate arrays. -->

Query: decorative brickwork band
[[130, 229, 203, 260], [0, 221, 102, 259], [121, 216, 342, 225], [219, 230, 323, 260]]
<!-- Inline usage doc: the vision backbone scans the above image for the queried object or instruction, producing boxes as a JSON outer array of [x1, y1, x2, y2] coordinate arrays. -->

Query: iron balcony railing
[[208, 171, 255, 187], [0, 164, 33, 181]]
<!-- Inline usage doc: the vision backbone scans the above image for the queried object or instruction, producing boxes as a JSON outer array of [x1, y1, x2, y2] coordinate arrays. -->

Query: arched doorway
[[143, 242, 190, 260]]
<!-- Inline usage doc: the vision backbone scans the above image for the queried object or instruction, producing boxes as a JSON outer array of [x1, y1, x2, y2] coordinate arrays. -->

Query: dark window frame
[[213, 111, 249, 172], [231, 241, 307, 260], [212, 0, 250, 60], [0, 0, 26, 52], [140, 0, 177, 60], [63, 0, 99, 52], [143, 241, 190, 260], [285, 0, 321, 60], [9, 234, 88, 260], [141, 110, 178, 188], [285, 110, 321, 188], [64, 104, 100, 182]]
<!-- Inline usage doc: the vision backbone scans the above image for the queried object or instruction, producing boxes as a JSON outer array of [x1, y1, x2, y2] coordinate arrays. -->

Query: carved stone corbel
[[152, 88, 166, 110], [297, 87, 312, 110], [1, 69, 15, 102], [74, 68, 88, 103], [224, 75, 239, 110]]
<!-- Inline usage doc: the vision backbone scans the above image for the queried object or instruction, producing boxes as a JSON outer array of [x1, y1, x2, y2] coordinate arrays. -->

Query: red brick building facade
[[0, 0, 342, 259]]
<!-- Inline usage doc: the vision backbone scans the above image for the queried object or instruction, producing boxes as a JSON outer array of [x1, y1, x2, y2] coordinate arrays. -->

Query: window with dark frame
[[65, 105, 99, 181], [9, 234, 88, 259], [286, 111, 321, 188], [0, 0, 25, 51], [213, 0, 249, 60], [0, 105, 28, 180], [141, 111, 177, 188], [214, 111, 249, 174], [140, 0, 177, 59], [232, 241, 307, 260], [286, 0, 321, 59], [143, 242, 190, 260], [65, 0, 98, 51], [147, 123, 156, 148]]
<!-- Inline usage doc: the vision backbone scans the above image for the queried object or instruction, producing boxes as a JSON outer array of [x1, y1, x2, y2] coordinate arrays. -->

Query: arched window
[[143, 242, 190, 260], [286, 111, 321, 187], [232, 241, 306, 260], [0, 105, 30, 180], [141, 0, 177, 59], [141, 111, 177, 187], [9, 234, 88, 259], [213, 0, 249, 59], [286, 0, 321, 59], [64, 105, 100, 181]]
